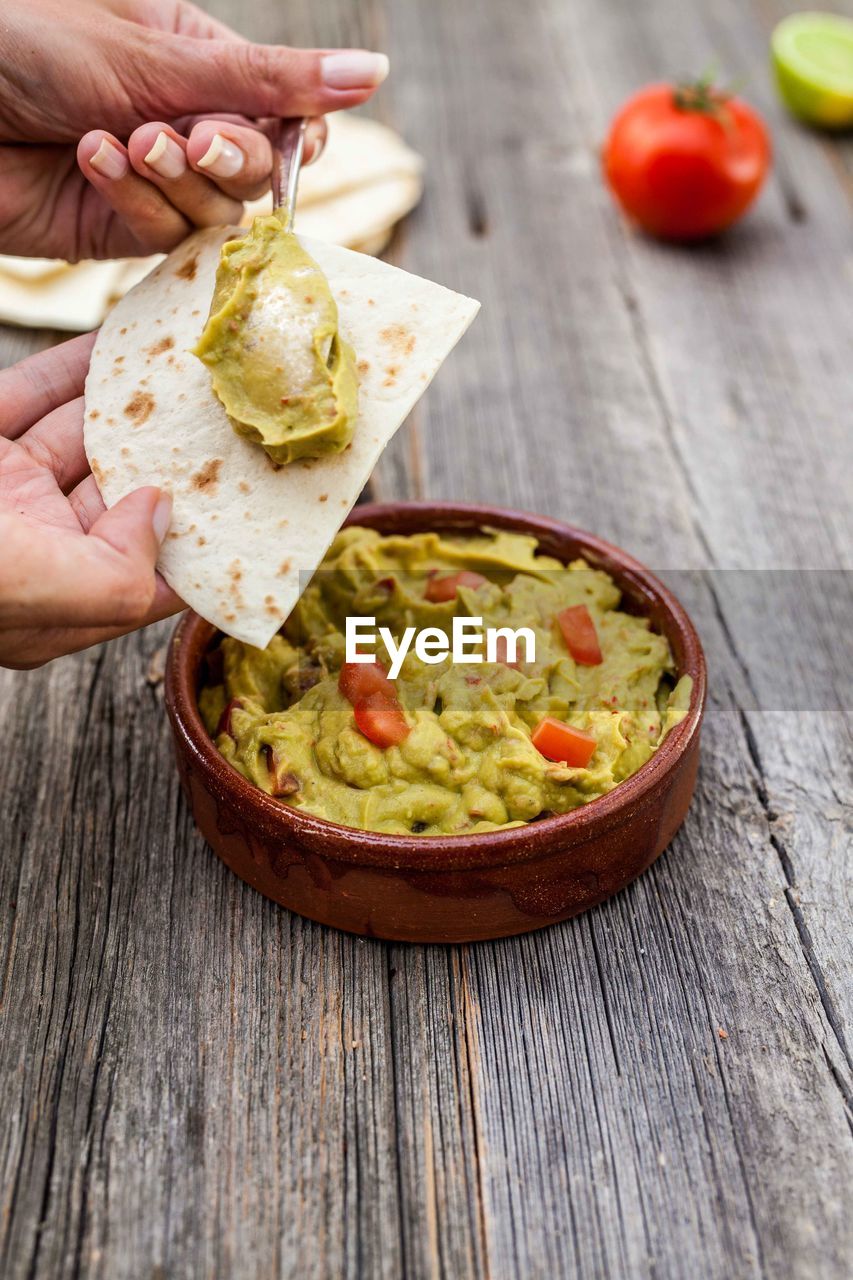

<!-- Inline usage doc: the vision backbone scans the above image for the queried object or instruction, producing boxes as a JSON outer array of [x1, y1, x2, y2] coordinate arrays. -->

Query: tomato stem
[[672, 74, 731, 124]]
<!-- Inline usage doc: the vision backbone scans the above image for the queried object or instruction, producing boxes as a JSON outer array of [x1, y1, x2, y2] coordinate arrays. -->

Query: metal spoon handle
[[271, 117, 307, 230]]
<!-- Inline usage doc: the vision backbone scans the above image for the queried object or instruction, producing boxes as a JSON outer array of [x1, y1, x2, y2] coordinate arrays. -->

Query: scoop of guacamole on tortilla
[[193, 211, 358, 465], [199, 527, 692, 836]]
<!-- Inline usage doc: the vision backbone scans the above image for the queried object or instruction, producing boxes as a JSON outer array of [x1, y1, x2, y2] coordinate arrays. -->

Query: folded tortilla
[[83, 227, 479, 647]]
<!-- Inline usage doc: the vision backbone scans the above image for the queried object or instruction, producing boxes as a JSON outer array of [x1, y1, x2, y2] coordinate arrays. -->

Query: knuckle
[[111, 573, 156, 625]]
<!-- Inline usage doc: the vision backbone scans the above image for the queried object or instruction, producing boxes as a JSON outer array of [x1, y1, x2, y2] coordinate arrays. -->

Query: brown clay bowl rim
[[165, 501, 706, 873]]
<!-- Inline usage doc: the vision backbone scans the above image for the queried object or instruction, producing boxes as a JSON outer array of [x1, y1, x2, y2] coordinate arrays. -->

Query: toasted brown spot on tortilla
[[357, 360, 370, 375], [177, 254, 199, 281], [266, 455, 283, 472], [190, 458, 222, 492], [106, 416, 115, 426], [167, 530, 180, 540], [304, 294, 314, 304], [238, 481, 250, 494], [145, 336, 174, 357], [224, 612, 236, 622], [188, 523, 196, 532], [123, 391, 155, 425], [90, 458, 104, 485], [191, 309, 200, 317], [120, 446, 130, 457], [277, 559, 291, 575], [382, 364, 401, 388], [228, 559, 242, 582], [197, 535, 206, 546], [89, 410, 100, 420], [368, 298, 375, 306], [318, 494, 328, 503], [114, 355, 125, 364], [119, 327, 127, 335], [380, 324, 416, 357]]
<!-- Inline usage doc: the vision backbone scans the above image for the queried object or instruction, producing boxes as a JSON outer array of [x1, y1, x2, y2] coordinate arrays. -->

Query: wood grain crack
[[737, 704, 853, 1130]]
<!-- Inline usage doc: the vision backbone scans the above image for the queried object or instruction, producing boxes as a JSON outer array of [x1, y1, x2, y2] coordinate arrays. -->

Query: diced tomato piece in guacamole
[[354, 694, 410, 747], [531, 717, 597, 767], [339, 660, 394, 705], [557, 604, 602, 665], [425, 570, 488, 603]]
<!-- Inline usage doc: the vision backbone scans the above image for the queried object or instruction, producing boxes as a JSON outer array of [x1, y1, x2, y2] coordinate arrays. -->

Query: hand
[[0, 334, 182, 668], [0, 0, 390, 260]]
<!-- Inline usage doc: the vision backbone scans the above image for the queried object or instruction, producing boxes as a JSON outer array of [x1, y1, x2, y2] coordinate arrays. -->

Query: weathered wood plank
[[0, 0, 851, 1277]]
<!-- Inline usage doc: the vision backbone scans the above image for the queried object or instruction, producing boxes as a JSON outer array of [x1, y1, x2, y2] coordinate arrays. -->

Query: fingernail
[[143, 131, 186, 180], [321, 51, 390, 89], [196, 134, 244, 178], [305, 120, 327, 163], [90, 138, 129, 180], [152, 493, 173, 544]]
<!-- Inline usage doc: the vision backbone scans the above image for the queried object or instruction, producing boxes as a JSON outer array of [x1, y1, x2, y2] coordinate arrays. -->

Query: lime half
[[771, 12, 853, 128]]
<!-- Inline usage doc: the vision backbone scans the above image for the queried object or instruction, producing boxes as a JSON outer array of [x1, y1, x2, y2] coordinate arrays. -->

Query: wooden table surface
[[2, 1, 851, 1276]]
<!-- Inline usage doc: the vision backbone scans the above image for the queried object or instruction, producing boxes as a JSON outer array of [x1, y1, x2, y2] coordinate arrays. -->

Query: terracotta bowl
[[165, 502, 706, 943]]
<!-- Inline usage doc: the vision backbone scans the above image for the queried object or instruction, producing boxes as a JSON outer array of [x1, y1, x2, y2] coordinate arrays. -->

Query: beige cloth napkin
[[0, 115, 423, 331]]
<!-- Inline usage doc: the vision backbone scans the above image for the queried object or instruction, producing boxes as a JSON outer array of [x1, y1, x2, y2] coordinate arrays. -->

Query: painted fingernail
[[152, 492, 173, 544], [196, 134, 244, 178], [143, 131, 186, 180], [321, 51, 390, 89], [90, 138, 129, 180]]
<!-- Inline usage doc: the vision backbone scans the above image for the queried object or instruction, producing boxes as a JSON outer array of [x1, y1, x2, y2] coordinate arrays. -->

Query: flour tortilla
[[83, 227, 479, 647]]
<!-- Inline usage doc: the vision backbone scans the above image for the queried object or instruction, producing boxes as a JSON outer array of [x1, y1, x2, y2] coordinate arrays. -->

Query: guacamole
[[193, 212, 358, 465], [199, 527, 692, 836]]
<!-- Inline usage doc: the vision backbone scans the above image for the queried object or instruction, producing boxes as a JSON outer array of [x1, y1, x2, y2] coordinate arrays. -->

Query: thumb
[[149, 36, 390, 120], [86, 486, 172, 624]]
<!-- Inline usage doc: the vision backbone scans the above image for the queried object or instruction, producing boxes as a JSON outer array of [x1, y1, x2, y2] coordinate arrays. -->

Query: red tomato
[[492, 634, 521, 669], [339, 660, 394, 705], [603, 80, 771, 240], [531, 718, 597, 768], [424, 570, 488, 603], [557, 604, 603, 666], [354, 694, 410, 747]]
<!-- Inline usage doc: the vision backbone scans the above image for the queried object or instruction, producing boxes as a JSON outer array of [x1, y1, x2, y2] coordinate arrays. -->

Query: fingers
[[0, 487, 172, 630], [0, 575, 184, 670], [304, 118, 328, 165], [0, 333, 96, 440], [126, 122, 247, 224], [184, 120, 275, 202], [146, 34, 389, 120], [79, 131, 193, 253], [68, 474, 106, 533]]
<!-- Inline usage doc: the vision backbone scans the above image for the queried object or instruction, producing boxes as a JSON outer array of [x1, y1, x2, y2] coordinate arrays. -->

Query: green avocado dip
[[193, 211, 358, 465], [199, 527, 693, 836]]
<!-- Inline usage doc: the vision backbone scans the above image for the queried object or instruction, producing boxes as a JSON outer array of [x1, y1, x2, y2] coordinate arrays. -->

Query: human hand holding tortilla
[[0, 0, 389, 259], [0, 335, 182, 669]]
